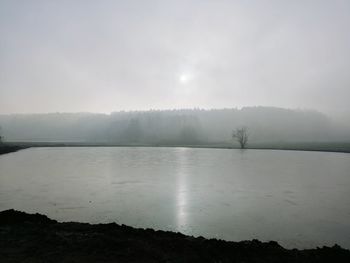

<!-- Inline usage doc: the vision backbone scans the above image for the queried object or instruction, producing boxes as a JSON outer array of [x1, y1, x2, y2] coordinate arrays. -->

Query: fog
[[2, 2, 350, 256], [1, 1, 350, 115], [1, 107, 349, 144]]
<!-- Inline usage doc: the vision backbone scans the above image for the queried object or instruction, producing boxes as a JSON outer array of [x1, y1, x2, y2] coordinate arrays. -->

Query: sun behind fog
[[179, 74, 191, 84]]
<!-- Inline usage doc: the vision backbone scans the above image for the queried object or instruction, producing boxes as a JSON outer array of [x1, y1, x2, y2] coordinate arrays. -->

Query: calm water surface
[[0, 147, 349, 249]]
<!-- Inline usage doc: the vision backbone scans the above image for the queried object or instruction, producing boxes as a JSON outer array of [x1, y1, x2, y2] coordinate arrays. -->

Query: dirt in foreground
[[0, 209, 349, 263]]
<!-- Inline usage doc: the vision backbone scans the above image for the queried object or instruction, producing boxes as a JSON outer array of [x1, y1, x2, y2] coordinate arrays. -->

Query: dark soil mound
[[0, 209, 349, 262]]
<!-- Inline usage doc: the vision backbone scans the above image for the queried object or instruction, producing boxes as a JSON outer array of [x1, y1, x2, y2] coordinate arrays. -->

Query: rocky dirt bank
[[0, 209, 349, 262]]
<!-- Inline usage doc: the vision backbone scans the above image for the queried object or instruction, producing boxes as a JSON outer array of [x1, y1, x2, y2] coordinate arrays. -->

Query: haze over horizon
[[1, 1, 350, 115], [0, 106, 334, 116]]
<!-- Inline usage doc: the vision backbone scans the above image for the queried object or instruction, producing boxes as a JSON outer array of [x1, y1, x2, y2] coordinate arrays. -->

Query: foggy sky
[[1, 0, 350, 114]]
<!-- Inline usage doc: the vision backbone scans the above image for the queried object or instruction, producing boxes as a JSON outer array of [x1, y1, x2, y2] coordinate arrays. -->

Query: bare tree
[[232, 127, 249, 149]]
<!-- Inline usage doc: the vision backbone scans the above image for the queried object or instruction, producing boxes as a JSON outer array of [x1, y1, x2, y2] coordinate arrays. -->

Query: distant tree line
[[0, 107, 344, 144]]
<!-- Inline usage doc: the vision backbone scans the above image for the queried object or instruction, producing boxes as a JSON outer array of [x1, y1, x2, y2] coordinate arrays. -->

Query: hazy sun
[[179, 74, 191, 84]]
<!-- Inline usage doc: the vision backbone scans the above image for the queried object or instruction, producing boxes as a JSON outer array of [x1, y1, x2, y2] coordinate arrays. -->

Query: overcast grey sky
[[1, 0, 349, 114]]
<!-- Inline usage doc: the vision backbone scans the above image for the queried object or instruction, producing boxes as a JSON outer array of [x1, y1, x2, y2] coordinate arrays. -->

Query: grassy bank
[[0, 209, 349, 263], [0, 144, 28, 155]]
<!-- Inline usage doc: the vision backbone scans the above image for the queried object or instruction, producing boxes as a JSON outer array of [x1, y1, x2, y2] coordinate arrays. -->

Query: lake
[[0, 147, 349, 249]]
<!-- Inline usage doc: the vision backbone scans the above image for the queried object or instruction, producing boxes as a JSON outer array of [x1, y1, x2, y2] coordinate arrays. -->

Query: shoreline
[[0, 209, 349, 262], [2, 141, 350, 154]]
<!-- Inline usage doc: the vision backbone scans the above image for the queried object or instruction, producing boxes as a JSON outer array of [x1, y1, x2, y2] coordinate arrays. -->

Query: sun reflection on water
[[175, 148, 189, 232]]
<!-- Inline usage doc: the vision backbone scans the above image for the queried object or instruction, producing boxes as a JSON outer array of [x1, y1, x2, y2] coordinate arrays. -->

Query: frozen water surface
[[0, 147, 349, 249]]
